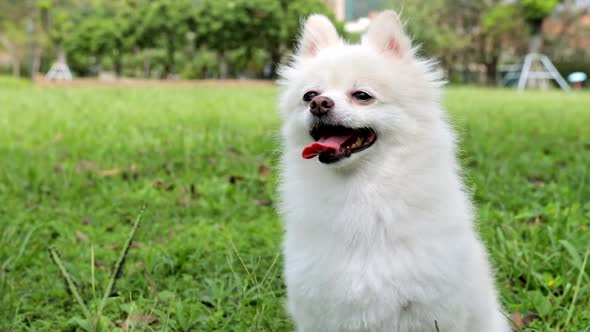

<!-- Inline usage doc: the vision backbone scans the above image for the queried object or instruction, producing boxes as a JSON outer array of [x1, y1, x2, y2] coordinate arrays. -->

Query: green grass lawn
[[1, 80, 589, 331]]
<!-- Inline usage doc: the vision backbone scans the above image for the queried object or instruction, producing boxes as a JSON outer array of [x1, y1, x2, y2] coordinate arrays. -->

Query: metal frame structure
[[516, 53, 570, 91], [46, 62, 73, 81]]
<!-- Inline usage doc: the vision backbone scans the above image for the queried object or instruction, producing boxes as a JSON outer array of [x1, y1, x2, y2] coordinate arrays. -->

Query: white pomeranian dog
[[276, 10, 510, 332]]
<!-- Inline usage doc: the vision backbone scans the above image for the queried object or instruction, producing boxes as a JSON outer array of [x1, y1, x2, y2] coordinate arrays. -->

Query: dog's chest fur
[[280, 161, 478, 332]]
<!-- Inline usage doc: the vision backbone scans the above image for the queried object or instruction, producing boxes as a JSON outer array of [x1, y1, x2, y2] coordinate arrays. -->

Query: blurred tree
[[519, 0, 560, 52], [0, 0, 349, 79], [481, 3, 529, 83], [398, 0, 487, 82], [274, 0, 342, 75], [135, 0, 194, 78], [398, 0, 463, 74], [66, 2, 137, 76], [38, 0, 77, 65], [193, 0, 339, 78], [399, 0, 531, 84], [520, 0, 561, 25], [280, 0, 342, 49], [9, 0, 561, 82], [544, 0, 590, 75], [0, 2, 32, 76], [193, 0, 283, 78]]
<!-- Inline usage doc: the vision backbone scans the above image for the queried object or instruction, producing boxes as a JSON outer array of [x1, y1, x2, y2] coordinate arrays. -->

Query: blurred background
[[1, 0, 589, 87]]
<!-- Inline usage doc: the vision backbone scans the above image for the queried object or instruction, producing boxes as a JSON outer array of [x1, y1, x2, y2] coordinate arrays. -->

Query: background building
[[324, 0, 388, 21]]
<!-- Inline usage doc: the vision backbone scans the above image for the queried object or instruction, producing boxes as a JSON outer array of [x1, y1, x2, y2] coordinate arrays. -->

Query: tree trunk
[[143, 56, 151, 78], [12, 59, 21, 76], [269, 45, 284, 79], [31, 44, 41, 79], [218, 51, 228, 79], [0, 35, 20, 77], [484, 36, 500, 86], [164, 33, 175, 78], [528, 33, 543, 54], [114, 53, 123, 77], [527, 19, 544, 53], [485, 58, 498, 86]]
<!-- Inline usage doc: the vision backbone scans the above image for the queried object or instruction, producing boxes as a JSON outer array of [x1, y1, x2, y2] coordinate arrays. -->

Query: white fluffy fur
[[277, 10, 510, 332]]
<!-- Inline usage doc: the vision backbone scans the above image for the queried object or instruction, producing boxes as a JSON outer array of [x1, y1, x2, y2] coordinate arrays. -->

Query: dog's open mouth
[[302, 125, 377, 163]]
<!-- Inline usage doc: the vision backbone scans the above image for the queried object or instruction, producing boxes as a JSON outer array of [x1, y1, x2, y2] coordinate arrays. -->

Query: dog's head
[[278, 11, 443, 168]]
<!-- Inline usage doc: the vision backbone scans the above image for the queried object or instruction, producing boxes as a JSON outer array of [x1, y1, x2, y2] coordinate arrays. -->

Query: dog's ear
[[363, 10, 412, 58], [298, 14, 341, 58]]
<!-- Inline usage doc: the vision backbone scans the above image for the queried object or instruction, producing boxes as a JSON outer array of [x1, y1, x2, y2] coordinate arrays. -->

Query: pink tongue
[[302, 134, 353, 159]]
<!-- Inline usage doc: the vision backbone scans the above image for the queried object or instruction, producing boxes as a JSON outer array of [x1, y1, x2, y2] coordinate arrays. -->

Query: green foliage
[[397, 0, 539, 84], [282, 0, 343, 48], [194, 0, 284, 52], [483, 4, 522, 33], [19, 0, 338, 78], [519, 0, 560, 21], [481, 3, 530, 55], [133, 0, 194, 76], [1, 0, 579, 81], [1, 85, 590, 330], [65, 3, 136, 75], [397, 0, 462, 58], [135, 0, 193, 47], [48, 10, 74, 46], [179, 49, 219, 79]]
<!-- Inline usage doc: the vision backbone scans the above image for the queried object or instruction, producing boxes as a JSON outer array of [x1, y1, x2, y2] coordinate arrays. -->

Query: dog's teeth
[[349, 137, 363, 149]]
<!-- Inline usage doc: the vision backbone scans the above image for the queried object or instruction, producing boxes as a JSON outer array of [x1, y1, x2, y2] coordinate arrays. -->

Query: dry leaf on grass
[[75, 230, 89, 241], [511, 311, 524, 330], [151, 179, 175, 191], [258, 164, 272, 177], [511, 311, 541, 331], [226, 148, 241, 156], [527, 173, 545, 185], [119, 314, 157, 330], [98, 168, 120, 176], [526, 215, 544, 226], [522, 312, 541, 325], [94, 260, 106, 271], [75, 161, 100, 173]]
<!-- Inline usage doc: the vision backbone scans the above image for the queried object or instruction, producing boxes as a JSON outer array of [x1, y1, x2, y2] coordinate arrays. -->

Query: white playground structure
[[46, 62, 73, 80], [507, 53, 570, 91]]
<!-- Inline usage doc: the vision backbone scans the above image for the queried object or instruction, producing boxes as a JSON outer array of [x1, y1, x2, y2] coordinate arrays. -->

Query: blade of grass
[[2, 225, 39, 271], [162, 292, 176, 332], [48, 247, 93, 324], [91, 245, 97, 303], [230, 239, 258, 291], [562, 249, 589, 328], [97, 205, 146, 316]]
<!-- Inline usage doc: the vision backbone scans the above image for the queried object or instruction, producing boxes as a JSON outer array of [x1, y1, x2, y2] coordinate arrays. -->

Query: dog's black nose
[[310, 96, 334, 117]]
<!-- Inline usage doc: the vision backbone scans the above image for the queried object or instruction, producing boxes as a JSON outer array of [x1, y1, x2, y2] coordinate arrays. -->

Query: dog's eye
[[351, 91, 374, 101], [303, 91, 319, 103]]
